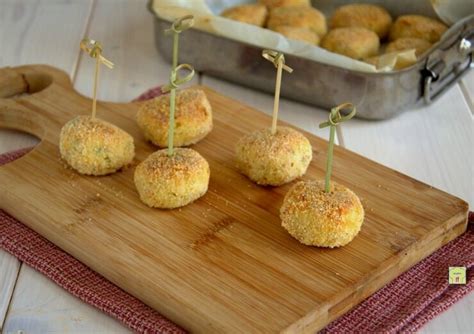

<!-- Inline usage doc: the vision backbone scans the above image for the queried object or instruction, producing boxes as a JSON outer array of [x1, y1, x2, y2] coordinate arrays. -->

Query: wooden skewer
[[272, 59, 283, 134], [92, 56, 100, 119], [262, 50, 293, 135], [80, 38, 114, 120]]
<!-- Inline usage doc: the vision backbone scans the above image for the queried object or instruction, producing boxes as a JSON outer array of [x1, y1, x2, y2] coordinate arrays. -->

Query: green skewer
[[319, 103, 357, 192], [162, 15, 194, 156]]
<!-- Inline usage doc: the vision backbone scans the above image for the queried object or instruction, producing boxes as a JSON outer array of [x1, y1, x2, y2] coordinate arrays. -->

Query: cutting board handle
[[0, 65, 77, 142]]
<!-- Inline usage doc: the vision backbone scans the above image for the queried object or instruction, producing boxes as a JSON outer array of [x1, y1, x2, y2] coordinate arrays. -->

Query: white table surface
[[0, 0, 473, 333]]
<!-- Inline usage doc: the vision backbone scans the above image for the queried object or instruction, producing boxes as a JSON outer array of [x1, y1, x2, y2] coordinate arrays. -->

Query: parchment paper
[[152, 0, 417, 73]]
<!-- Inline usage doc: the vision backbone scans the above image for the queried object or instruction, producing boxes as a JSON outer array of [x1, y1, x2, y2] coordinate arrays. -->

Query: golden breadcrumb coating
[[386, 37, 432, 56], [321, 27, 380, 60], [59, 116, 134, 176], [389, 15, 447, 43], [280, 180, 364, 247], [330, 4, 392, 39], [267, 6, 327, 38], [236, 126, 312, 186], [134, 148, 210, 209], [272, 25, 320, 45], [221, 4, 268, 27], [136, 88, 213, 148], [259, 0, 310, 10]]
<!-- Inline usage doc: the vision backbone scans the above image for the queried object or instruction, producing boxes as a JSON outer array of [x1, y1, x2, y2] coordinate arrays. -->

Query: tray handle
[[422, 28, 474, 104]]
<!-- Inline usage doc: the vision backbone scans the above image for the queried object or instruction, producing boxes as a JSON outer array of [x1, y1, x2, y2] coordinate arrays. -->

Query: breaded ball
[[321, 27, 380, 60], [280, 180, 364, 247], [259, 0, 310, 10], [137, 88, 212, 148], [330, 3, 392, 39], [235, 127, 312, 186], [267, 6, 327, 38], [134, 148, 209, 209], [59, 116, 134, 176], [386, 37, 432, 56], [272, 25, 320, 45], [221, 4, 268, 27], [389, 15, 448, 43]]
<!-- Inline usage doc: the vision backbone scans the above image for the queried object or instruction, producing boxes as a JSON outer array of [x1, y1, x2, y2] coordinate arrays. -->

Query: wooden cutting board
[[0, 65, 469, 333]]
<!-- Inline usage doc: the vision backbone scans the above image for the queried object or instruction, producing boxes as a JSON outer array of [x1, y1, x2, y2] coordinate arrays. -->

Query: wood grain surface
[[2, 265, 128, 334], [0, 1, 95, 331], [0, 64, 469, 333], [0, 251, 20, 328]]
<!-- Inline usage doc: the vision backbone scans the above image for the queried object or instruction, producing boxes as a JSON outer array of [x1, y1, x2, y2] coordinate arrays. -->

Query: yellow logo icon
[[449, 267, 466, 285]]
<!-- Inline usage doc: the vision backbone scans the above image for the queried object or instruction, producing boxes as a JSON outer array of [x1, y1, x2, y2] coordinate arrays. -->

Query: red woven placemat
[[0, 88, 472, 333]]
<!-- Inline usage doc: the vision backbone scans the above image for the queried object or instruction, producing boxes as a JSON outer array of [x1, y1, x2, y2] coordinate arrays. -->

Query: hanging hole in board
[[0, 69, 53, 98]]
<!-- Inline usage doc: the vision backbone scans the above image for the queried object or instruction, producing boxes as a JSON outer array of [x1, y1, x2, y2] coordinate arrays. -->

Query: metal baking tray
[[149, 0, 473, 119]]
